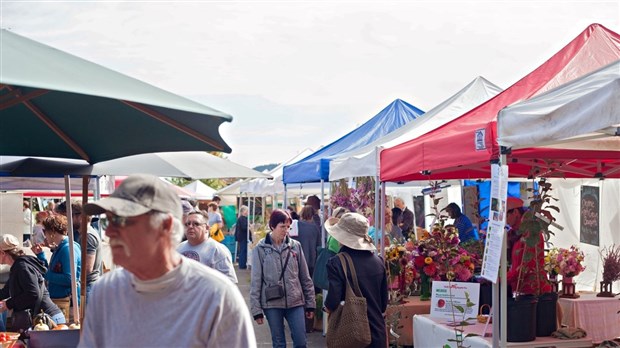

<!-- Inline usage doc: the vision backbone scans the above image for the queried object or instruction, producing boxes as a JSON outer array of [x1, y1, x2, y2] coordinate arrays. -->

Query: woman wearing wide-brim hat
[[323, 213, 388, 347]]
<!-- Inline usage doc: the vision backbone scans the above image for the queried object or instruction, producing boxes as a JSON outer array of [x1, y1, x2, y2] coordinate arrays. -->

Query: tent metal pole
[[80, 176, 89, 319], [283, 185, 288, 212], [327, 182, 332, 218], [380, 181, 386, 257], [320, 180, 325, 244], [374, 176, 380, 247], [493, 154, 508, 348], [320, 179, 327, 337], [64, 175, 80, 324]]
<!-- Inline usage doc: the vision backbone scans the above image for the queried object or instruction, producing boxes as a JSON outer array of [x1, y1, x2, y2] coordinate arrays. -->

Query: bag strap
[[337, 253, 363, 297], [259, 245, 292, 284], [341, 252, 363, 296], [279, 247, 292, 281]]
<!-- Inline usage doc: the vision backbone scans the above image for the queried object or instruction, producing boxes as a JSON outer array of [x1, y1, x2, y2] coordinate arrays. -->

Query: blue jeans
[[238, 241, 248, 269], [0, 311, 6, 331], [264, 306, 307, 348], [51, 312, 66, 324], [86, 283, 93, 304]]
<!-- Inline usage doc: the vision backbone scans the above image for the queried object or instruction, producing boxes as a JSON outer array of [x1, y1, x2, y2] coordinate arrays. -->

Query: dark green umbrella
[[0, 29, 232, 162], [0, 29, 235, 324]]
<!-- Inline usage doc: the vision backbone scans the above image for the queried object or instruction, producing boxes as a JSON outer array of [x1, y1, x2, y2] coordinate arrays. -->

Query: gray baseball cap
[[84, 174, 182, 220]]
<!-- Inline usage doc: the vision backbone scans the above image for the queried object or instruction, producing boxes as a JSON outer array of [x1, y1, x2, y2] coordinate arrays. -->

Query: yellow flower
[[424, 257, 433, 265]]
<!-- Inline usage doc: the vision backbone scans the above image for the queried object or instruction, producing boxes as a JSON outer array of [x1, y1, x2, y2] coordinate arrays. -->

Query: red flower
[[414, 255, 426, 269]]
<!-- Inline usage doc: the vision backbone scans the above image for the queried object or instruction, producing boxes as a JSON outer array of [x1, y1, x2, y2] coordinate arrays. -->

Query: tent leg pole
[[380, 181, 386, 257], [64, 175, 80, 324]]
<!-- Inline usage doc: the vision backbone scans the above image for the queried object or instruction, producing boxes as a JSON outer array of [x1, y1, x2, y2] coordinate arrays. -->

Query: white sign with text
[[430, 281, 480, 322], [480, 163, 508, 283]]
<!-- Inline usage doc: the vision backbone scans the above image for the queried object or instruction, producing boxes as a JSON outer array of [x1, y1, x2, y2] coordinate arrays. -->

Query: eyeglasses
[[101, 214, 130, 229], [184, 221, 205, 227]]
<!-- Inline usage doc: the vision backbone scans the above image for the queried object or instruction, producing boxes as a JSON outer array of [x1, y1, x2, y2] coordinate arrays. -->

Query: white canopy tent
[[182, 180, 216, 200], [240, 149, 322, 196], [498, 59, 620, 292], [498, 60, 620, 152], [329, 77, 502, 180]]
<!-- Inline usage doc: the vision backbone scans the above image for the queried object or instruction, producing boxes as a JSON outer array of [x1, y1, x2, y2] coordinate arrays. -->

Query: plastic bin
[[29, 329, 80, 348]]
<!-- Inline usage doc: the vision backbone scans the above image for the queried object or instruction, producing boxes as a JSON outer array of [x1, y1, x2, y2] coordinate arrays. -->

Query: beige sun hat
[[324, 212, 375, 251]]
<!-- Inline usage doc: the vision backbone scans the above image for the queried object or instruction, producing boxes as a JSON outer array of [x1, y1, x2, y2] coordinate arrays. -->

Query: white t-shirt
[[78, 257, 254, 348], [177, 238, 238, 283]]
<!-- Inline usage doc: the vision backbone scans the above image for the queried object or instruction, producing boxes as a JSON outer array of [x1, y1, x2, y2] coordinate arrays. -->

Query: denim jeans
[[51, 312, 66, 325], [264, 306, 307, 348], [86, 283, 93, 304], [238, 241, 248, 269]]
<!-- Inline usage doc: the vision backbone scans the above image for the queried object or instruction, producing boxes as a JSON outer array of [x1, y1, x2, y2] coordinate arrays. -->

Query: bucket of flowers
[[410, 224, 480, 301], [385, 241, 417, 302]]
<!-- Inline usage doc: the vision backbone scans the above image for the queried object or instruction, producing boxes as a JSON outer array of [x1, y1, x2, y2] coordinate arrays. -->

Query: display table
[[558, 292, 620, 343], [413, 314, 593, 348], [385, 296, 431, 346]]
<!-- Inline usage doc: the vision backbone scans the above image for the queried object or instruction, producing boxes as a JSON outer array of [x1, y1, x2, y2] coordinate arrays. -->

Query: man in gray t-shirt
[[177, 211, 237, 283], [80, 174, 254, 347]]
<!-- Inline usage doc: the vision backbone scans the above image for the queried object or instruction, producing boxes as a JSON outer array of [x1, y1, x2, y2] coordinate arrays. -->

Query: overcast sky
[[1, 1, 618, 168]]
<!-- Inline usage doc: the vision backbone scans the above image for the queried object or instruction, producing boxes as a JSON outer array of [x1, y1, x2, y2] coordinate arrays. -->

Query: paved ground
[[235, 266, 327, 347]]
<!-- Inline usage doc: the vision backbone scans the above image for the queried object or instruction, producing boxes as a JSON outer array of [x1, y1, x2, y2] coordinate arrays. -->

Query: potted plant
[[597, 244, 620, 297], [507, 179, 559, 340]]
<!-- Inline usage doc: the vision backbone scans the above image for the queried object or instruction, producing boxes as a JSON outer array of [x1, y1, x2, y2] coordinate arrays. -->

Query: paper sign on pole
[[430, 281, 480, 322], [480, 164, 508, 283]]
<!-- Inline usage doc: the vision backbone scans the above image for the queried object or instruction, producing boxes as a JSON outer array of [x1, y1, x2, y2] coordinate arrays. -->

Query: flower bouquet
[[544, 248, 561, 278], [384, 242, 416, 303], [406, 224, 481, 301], [554, 246, 585, 298], [556, 246, 586, 278], [411, 225, 478, 282]]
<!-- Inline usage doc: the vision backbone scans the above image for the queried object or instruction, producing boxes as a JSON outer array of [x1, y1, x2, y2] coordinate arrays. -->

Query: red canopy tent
[[380, 23, 620, 182]]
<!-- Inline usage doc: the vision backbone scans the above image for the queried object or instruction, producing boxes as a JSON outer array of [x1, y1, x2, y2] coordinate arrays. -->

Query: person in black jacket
[[324, 213, 388, 347], [0, 234, 65, 327], [234, 205, 251, 269]]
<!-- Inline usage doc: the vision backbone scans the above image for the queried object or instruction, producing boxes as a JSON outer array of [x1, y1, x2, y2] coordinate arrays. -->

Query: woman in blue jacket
[[33, 214, 81, 320]]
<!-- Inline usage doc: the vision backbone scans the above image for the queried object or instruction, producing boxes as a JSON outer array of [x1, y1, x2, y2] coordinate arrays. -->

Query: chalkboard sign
[[580, 186, 599, 246]]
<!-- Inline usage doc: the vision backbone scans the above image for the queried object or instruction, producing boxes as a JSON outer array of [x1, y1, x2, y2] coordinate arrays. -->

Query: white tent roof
[[498, 60, 620, 150], [329, 76, 502, 180], [240, 149, 323, 196], [182, 180, 217, 200]]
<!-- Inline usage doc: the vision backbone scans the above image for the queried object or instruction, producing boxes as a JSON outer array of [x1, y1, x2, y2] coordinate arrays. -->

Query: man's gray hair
[[150, 211, 184, 245], [239, 205, 249, 216]]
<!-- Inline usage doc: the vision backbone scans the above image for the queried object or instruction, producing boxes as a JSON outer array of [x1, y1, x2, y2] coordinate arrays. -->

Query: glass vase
[[420, 273, 432, 301]]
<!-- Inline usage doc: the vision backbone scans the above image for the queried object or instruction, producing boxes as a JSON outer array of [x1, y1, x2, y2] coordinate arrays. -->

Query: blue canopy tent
[[281, 97, 424, 336], [283, 99, 424, 184]]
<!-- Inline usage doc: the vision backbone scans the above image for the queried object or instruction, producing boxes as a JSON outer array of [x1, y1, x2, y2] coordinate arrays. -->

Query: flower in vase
[[600, 244, 620, 283], [410, 223, 480, 282], [544, 248, 561, 275], [556, 246, 586, 277]]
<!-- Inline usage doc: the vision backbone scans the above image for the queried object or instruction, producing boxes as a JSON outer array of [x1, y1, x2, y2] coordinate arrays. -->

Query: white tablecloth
[[559, 292, 620, 343], [413, 315, 494, 348], [413, 314, 593, 348]]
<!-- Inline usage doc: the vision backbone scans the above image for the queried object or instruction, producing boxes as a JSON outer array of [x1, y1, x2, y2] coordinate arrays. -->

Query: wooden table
[[413, 314, 593, 348], [385, 296, 431, 346], [558, 292, 620, 343]]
